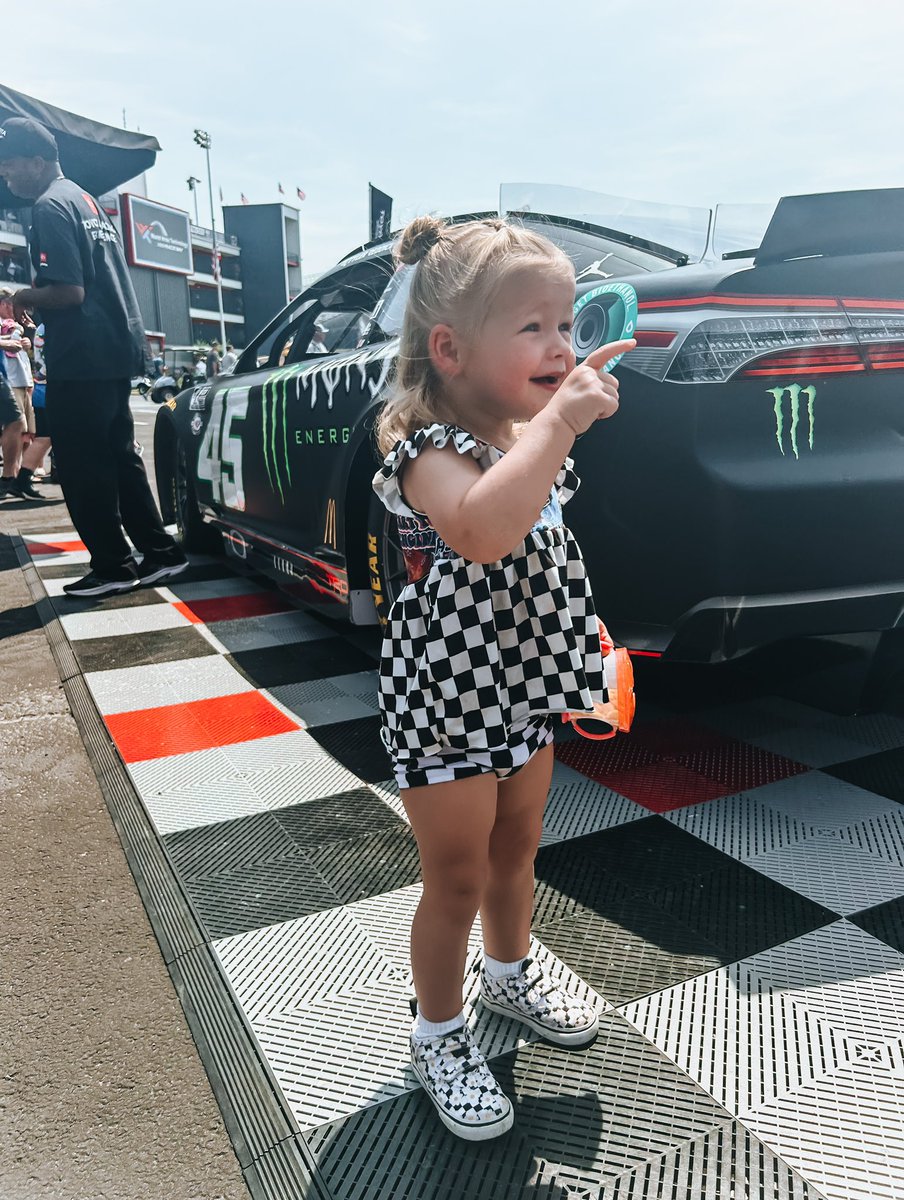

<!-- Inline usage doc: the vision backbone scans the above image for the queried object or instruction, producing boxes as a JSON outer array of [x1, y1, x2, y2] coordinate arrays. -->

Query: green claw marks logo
[[767, 384, 817, 459], [262, 368, 295, 504], [258, 345, 395, 503]]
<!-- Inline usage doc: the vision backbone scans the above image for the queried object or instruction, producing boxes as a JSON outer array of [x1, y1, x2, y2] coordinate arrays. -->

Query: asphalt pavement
[[0, 397, 250, 1200]]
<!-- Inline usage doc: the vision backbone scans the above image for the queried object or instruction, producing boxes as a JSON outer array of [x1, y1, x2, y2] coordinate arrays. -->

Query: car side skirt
[[209, 517, 355, 619]]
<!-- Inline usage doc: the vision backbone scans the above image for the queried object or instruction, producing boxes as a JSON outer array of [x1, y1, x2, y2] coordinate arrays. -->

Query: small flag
[[241, 193, 249, 205], [369, 184, 393, 241], [218, 186, 224, 203], [278, 182, 285, 195], [212, 250, 221, 281], [296, 187, 306, 201]]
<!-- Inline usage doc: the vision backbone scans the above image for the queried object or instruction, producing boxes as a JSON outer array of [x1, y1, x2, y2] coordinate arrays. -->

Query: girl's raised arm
[[405, 338, 634, 563]]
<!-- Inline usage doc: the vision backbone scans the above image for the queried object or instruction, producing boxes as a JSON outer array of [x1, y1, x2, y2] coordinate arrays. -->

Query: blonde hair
[[375, 215, 574, 455]]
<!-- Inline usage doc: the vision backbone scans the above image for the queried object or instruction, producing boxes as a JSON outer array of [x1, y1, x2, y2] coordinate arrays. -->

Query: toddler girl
[[372, 215, 634, 1140]]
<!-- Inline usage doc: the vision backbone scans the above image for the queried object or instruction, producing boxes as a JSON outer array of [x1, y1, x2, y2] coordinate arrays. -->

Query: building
[[223, 202, 302, 342], [188, 223, 245, 348], [99, 190, 247, 356]]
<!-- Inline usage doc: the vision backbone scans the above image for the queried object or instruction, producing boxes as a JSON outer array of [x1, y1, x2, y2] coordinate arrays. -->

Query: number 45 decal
[[197, 386, 250, 510]]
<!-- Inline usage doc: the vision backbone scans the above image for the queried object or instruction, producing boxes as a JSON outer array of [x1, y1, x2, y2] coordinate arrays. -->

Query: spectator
[[205, 340, 221, 378], [0, 286, 41, 497], [0, 339, 29, 499], [0, 117, 188, 597], [20, 361, 51, 494], [220, 342, 237, 374], [307, 321, 329, 354]]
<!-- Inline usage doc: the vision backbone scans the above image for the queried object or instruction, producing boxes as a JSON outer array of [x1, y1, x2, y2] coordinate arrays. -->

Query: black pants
[[46, 377, 178, 576]]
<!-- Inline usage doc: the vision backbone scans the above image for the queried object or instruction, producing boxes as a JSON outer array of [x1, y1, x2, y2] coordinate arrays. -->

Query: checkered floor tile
[[26, 530, 904, 1199]]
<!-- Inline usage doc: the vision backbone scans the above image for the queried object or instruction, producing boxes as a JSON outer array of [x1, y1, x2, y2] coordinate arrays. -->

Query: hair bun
[[395, 215, 447, 266]]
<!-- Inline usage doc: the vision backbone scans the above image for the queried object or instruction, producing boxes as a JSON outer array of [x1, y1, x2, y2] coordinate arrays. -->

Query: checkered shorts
[[373, 424, 606, 777], [393, 715, 555, 789]]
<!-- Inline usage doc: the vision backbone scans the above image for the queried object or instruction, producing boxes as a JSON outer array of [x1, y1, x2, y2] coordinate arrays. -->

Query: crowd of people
[[0, 286, 49, 499]]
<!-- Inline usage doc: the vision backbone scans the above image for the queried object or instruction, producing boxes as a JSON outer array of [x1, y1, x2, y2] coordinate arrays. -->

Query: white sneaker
[[479, 957, 599, 1046], [409, 1022, 513, 1141]]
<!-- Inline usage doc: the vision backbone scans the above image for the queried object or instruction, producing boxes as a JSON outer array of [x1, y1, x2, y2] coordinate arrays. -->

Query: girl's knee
[[489, 821, 542, 873], [421, 861, 487, 917]]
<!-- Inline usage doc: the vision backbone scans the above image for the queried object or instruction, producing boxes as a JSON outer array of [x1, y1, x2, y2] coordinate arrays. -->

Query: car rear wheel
[[173, 439, 222, 554], [367, 491, 407, 624], [155, 386, 176, 405]]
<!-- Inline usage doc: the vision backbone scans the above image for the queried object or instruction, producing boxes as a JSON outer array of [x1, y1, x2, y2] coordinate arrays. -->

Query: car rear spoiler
[[754, 188, 904, 265]]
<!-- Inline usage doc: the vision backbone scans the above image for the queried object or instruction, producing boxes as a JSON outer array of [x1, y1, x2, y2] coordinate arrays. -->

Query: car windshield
[[366, 265, 414, 342], [500, 183, 713, 263], [365, 188, 779, 341], [710, 201, 777, 260]]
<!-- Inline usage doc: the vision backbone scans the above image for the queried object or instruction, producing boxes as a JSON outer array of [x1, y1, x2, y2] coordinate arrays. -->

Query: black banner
[[369, 184, 393, 243]]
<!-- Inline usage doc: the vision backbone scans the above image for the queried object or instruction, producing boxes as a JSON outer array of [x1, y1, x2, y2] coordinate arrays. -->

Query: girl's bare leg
[[480, 743, 554, 961], [402, 772, 498, 1021]]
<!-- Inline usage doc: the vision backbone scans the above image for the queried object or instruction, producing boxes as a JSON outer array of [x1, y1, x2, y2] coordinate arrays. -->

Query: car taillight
[[623, 301, 904, 383], [619, 329, 679, 381], [739, 343, 866, 377], [850, 313, 904, 370], [665, 315, 854, 383]]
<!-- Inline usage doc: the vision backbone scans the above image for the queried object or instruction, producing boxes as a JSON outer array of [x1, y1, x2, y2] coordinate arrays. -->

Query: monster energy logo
[[262, 368, 294, 503], [767, 384, 816, 459]]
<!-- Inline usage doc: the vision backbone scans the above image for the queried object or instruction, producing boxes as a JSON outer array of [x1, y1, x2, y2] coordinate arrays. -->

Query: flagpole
[[193, 128, 227, 349]]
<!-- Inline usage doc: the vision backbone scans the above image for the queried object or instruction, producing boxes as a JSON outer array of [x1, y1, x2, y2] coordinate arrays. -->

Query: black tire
[[367, 490, 407, 624], [172, 438, 222, 554], [154, 386, 176, 405], [137, 381, 150, 396]]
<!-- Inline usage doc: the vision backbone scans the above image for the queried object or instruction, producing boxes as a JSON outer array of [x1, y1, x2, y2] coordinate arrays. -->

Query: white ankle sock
[[413, 1009, 465, 1040], [484, 953, 526, 979]]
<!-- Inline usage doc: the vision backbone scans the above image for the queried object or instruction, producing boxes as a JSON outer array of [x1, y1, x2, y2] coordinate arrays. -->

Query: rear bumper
[[622, 581, 904, 663]]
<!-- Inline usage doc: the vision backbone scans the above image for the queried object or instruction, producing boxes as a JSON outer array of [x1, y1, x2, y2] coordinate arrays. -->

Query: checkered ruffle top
[[372, 424, 606, 759]]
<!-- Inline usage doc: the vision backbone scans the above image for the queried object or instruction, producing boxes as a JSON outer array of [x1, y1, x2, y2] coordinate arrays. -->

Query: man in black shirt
[[0, 118, 188, 597]]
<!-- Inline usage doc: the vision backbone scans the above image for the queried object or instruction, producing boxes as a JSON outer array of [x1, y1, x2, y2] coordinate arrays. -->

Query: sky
[[10, 0, 904, 278]]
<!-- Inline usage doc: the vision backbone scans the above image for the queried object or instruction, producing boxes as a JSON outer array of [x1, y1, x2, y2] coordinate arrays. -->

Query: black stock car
[[154, 186, 904, 663]]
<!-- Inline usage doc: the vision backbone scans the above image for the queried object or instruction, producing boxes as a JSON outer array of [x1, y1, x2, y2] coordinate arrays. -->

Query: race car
[[154, 184, 904, 662]]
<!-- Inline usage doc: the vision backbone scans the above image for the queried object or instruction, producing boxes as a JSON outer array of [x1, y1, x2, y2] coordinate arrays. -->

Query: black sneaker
[[0, 477, 18, 500], [62, 571, 140, 598], [135, 555, 190, 586], [11, 478, 48, 500]]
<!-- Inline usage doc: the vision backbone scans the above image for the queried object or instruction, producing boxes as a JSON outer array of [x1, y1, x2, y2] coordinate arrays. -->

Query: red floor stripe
[[26, 539, 87, 555], [598, 763, 730, 812], [173, 593, 296, 623], [105, 690, 299, 762]]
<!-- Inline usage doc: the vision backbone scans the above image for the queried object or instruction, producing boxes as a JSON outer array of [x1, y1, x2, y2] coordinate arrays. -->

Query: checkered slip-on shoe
[[409, 1022, 513, 1141], [478, 957, 599, 1046]]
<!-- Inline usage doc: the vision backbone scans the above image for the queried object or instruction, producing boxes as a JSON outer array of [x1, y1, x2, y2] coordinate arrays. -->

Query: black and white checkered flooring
[[25, 530, 904, 1199]]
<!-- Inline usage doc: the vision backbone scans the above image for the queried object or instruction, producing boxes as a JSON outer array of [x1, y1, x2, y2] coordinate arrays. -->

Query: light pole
[[192, 129, 226, 349], [186, 176, 201, 224]]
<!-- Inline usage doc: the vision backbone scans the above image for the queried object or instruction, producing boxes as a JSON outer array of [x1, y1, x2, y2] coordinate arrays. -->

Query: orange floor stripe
[[25, 539, 87, 555], [172, 600, 203, 624], [105, 690, 299, 762]]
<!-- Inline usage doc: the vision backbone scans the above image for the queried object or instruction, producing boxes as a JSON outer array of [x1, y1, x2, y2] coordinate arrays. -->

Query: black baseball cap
[[0, 118, 59, 162]]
